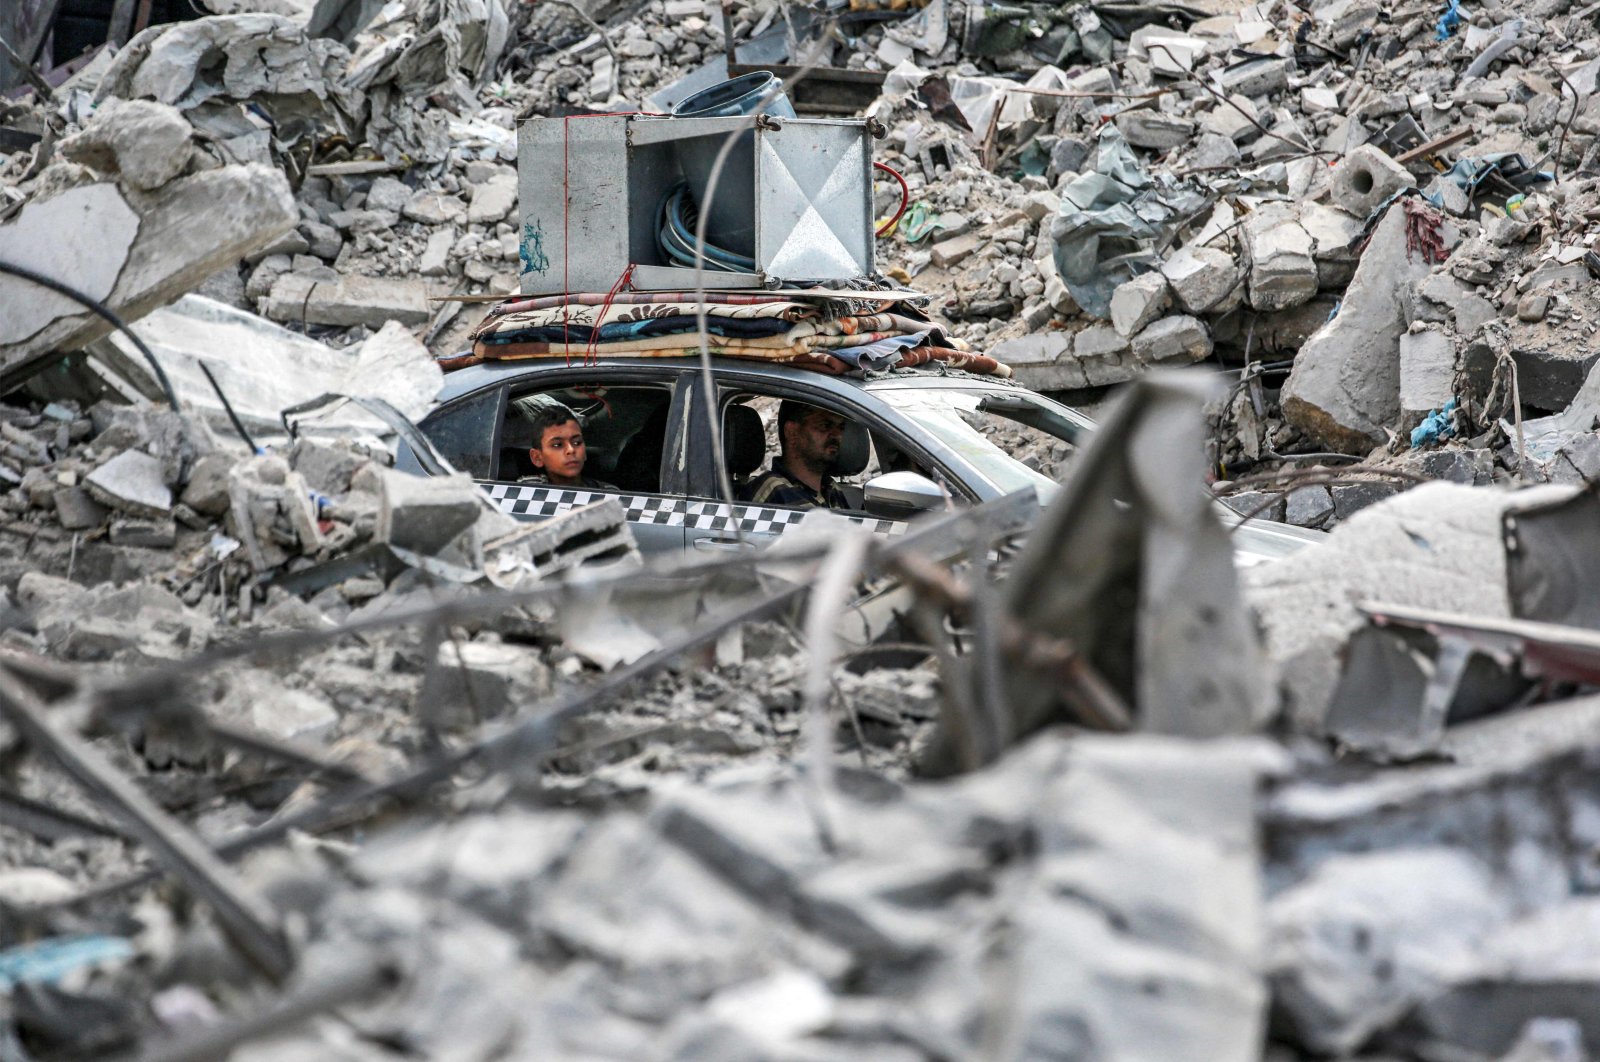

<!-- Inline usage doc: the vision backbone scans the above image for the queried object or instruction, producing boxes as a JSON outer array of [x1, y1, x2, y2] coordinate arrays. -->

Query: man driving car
[[739, 400, 853, 510]]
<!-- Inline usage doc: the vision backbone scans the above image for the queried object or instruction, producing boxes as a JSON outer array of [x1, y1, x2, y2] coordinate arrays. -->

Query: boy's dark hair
[[525, 401, 581, 447]]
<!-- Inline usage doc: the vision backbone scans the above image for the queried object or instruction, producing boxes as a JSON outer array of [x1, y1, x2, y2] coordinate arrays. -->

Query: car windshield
[[873, 385, 1091, 499]]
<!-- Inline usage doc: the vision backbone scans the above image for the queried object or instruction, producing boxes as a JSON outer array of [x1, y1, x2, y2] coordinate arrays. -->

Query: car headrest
[[723, 404, 765, 478], [835, 419, 870, 478]]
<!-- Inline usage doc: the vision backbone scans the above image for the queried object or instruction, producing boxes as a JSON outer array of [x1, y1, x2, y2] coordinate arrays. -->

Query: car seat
[[612, 402, 671, 493], [723, 403, 766, 488], [834, 420, 870, 510]]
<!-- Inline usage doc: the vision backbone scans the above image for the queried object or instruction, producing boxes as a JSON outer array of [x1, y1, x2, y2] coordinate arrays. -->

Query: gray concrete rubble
[[9, 0, 1600, 1056]]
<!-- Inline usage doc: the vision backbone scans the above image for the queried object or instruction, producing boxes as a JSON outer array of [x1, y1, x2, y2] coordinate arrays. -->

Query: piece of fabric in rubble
[[1049, 128, 1211, 319]]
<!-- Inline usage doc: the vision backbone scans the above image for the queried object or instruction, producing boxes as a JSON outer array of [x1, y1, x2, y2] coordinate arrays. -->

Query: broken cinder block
[[85, 450, 173, 518]]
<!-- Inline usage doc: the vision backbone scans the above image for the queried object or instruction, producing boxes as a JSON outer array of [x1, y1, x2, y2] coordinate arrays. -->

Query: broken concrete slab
[[1280, 204, 1447, 454], [58, 99, 197, 192], [1131, 314, 1212, 365], [1245, 206, 1318, 312], [1246, 483, 1567, 732], [989, 333, 1087, 391], [1399, 328, 1456, 415], [1113, 110, 1196, 150], [1162, 245, 1241, 315], [376, 468, 485, 558], [1509, 345, 1600, 413], [1284, 485, 1334, 528], [263, 272, 431, 328], [1110, 272, 1171, 337], [0, 165, 298, 393], [85, 450, 174, 518], [1268, 848, 1512, 1056]]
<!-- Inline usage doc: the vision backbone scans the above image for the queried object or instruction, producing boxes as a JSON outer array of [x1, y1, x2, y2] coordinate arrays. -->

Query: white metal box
[[516, 114, 875, 294]]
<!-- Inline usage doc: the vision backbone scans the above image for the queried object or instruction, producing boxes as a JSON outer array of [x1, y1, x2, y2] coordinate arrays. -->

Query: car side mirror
[[863, 471, 944, 518]]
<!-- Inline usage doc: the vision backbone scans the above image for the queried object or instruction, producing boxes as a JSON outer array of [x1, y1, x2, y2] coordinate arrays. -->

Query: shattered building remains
[[6, 0, 1600, 1058]]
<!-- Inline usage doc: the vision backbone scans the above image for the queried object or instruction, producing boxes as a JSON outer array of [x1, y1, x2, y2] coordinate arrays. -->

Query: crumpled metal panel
[[754, 122, 873, 281]]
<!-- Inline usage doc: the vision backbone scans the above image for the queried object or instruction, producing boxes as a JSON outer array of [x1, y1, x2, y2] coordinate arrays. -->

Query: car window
[[419, 387, 503, 479], [873, 387, 1080, 498], [498, 383, 674, 492], [719, 391, 885, 509]]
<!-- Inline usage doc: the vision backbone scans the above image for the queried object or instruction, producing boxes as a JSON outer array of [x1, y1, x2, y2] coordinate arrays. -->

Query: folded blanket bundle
[[459, 289, 1011, 378]]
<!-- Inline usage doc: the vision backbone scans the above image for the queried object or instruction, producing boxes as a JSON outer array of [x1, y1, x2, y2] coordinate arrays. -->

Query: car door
[[414, 368, 696, 556]]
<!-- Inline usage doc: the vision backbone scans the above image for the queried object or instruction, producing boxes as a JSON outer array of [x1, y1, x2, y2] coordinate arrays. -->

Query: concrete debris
[[7, 0, 1600, 1057]]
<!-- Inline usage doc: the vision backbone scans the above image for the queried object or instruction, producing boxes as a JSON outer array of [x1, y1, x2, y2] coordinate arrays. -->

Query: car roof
[[432, 355, 1033, 404]]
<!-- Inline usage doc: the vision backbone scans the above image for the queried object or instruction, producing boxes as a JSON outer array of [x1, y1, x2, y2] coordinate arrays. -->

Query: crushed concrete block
[[1223, 490, 1285, 523], [930, 232, 982, 269], [1246, 206, 1318, 311], [1113, 110, 1196, 150], [84, 450, 173, 517], [418, 641, 552, 728], [1517, 293, 1550, 322], [1455, 294, 1497, 336], [1301, 86, 1340, 113], [1201, 94, 1262, 143], [1399, 329, 1456, 415], [1281, 204, 1445, 453], [1162, 245, 1240, 315], [1245, 482, 1529, 730], [1284, 485, 1335, 528], [991, 333, 1087, 391], [468, 172, 518, 225], [263, 272, 431, 328], [1074, 324, 1139, 385], [365, 176, 412, 214], [1330, 144, 1413, 219], [1510, 346, 1600, 412], [1131, 314, 1212, 365], [1296, 202, 1364, 290], [1330, 482, 1399, 521], [1110, 272, 1172, 337], [420, 230, 454, 276], [53, 486, 108, 530], [109, 517, 177, 549], [1269, 848, 1511, 1056], [232, 678, 338, 742], [1191, 131, 1241, 169], [180, 453, 235, 517], [1214, 57, 1292, 97], [59, 98, 196, 192], [403, 192, 468, 225], [229, 455, 322, 571], [1410, 447, 1496, 485], [377, 469, 485, 557]]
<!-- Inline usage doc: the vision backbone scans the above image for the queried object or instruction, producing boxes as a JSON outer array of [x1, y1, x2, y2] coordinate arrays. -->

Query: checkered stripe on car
[[480, 483, 906, 537]]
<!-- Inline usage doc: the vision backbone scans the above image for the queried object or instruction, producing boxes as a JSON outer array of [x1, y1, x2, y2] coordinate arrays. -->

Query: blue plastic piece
[[1410, 397, 1459, 449], [0, 936, 135, 992], [1436, 0, 1463, 40]]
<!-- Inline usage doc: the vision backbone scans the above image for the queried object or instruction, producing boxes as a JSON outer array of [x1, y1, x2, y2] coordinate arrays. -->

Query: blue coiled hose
[[656, 183, 756, 273]]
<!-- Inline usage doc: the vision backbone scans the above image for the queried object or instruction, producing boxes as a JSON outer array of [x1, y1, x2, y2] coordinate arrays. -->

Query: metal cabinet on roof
[[516, 113, 875, 295]]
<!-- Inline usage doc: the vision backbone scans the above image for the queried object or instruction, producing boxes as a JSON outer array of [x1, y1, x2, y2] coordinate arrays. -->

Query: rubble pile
[[11, 0, 1600, 1057]]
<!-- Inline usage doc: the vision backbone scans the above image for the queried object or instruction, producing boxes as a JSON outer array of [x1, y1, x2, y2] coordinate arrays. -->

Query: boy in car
[[521, 402, 615, 489]]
